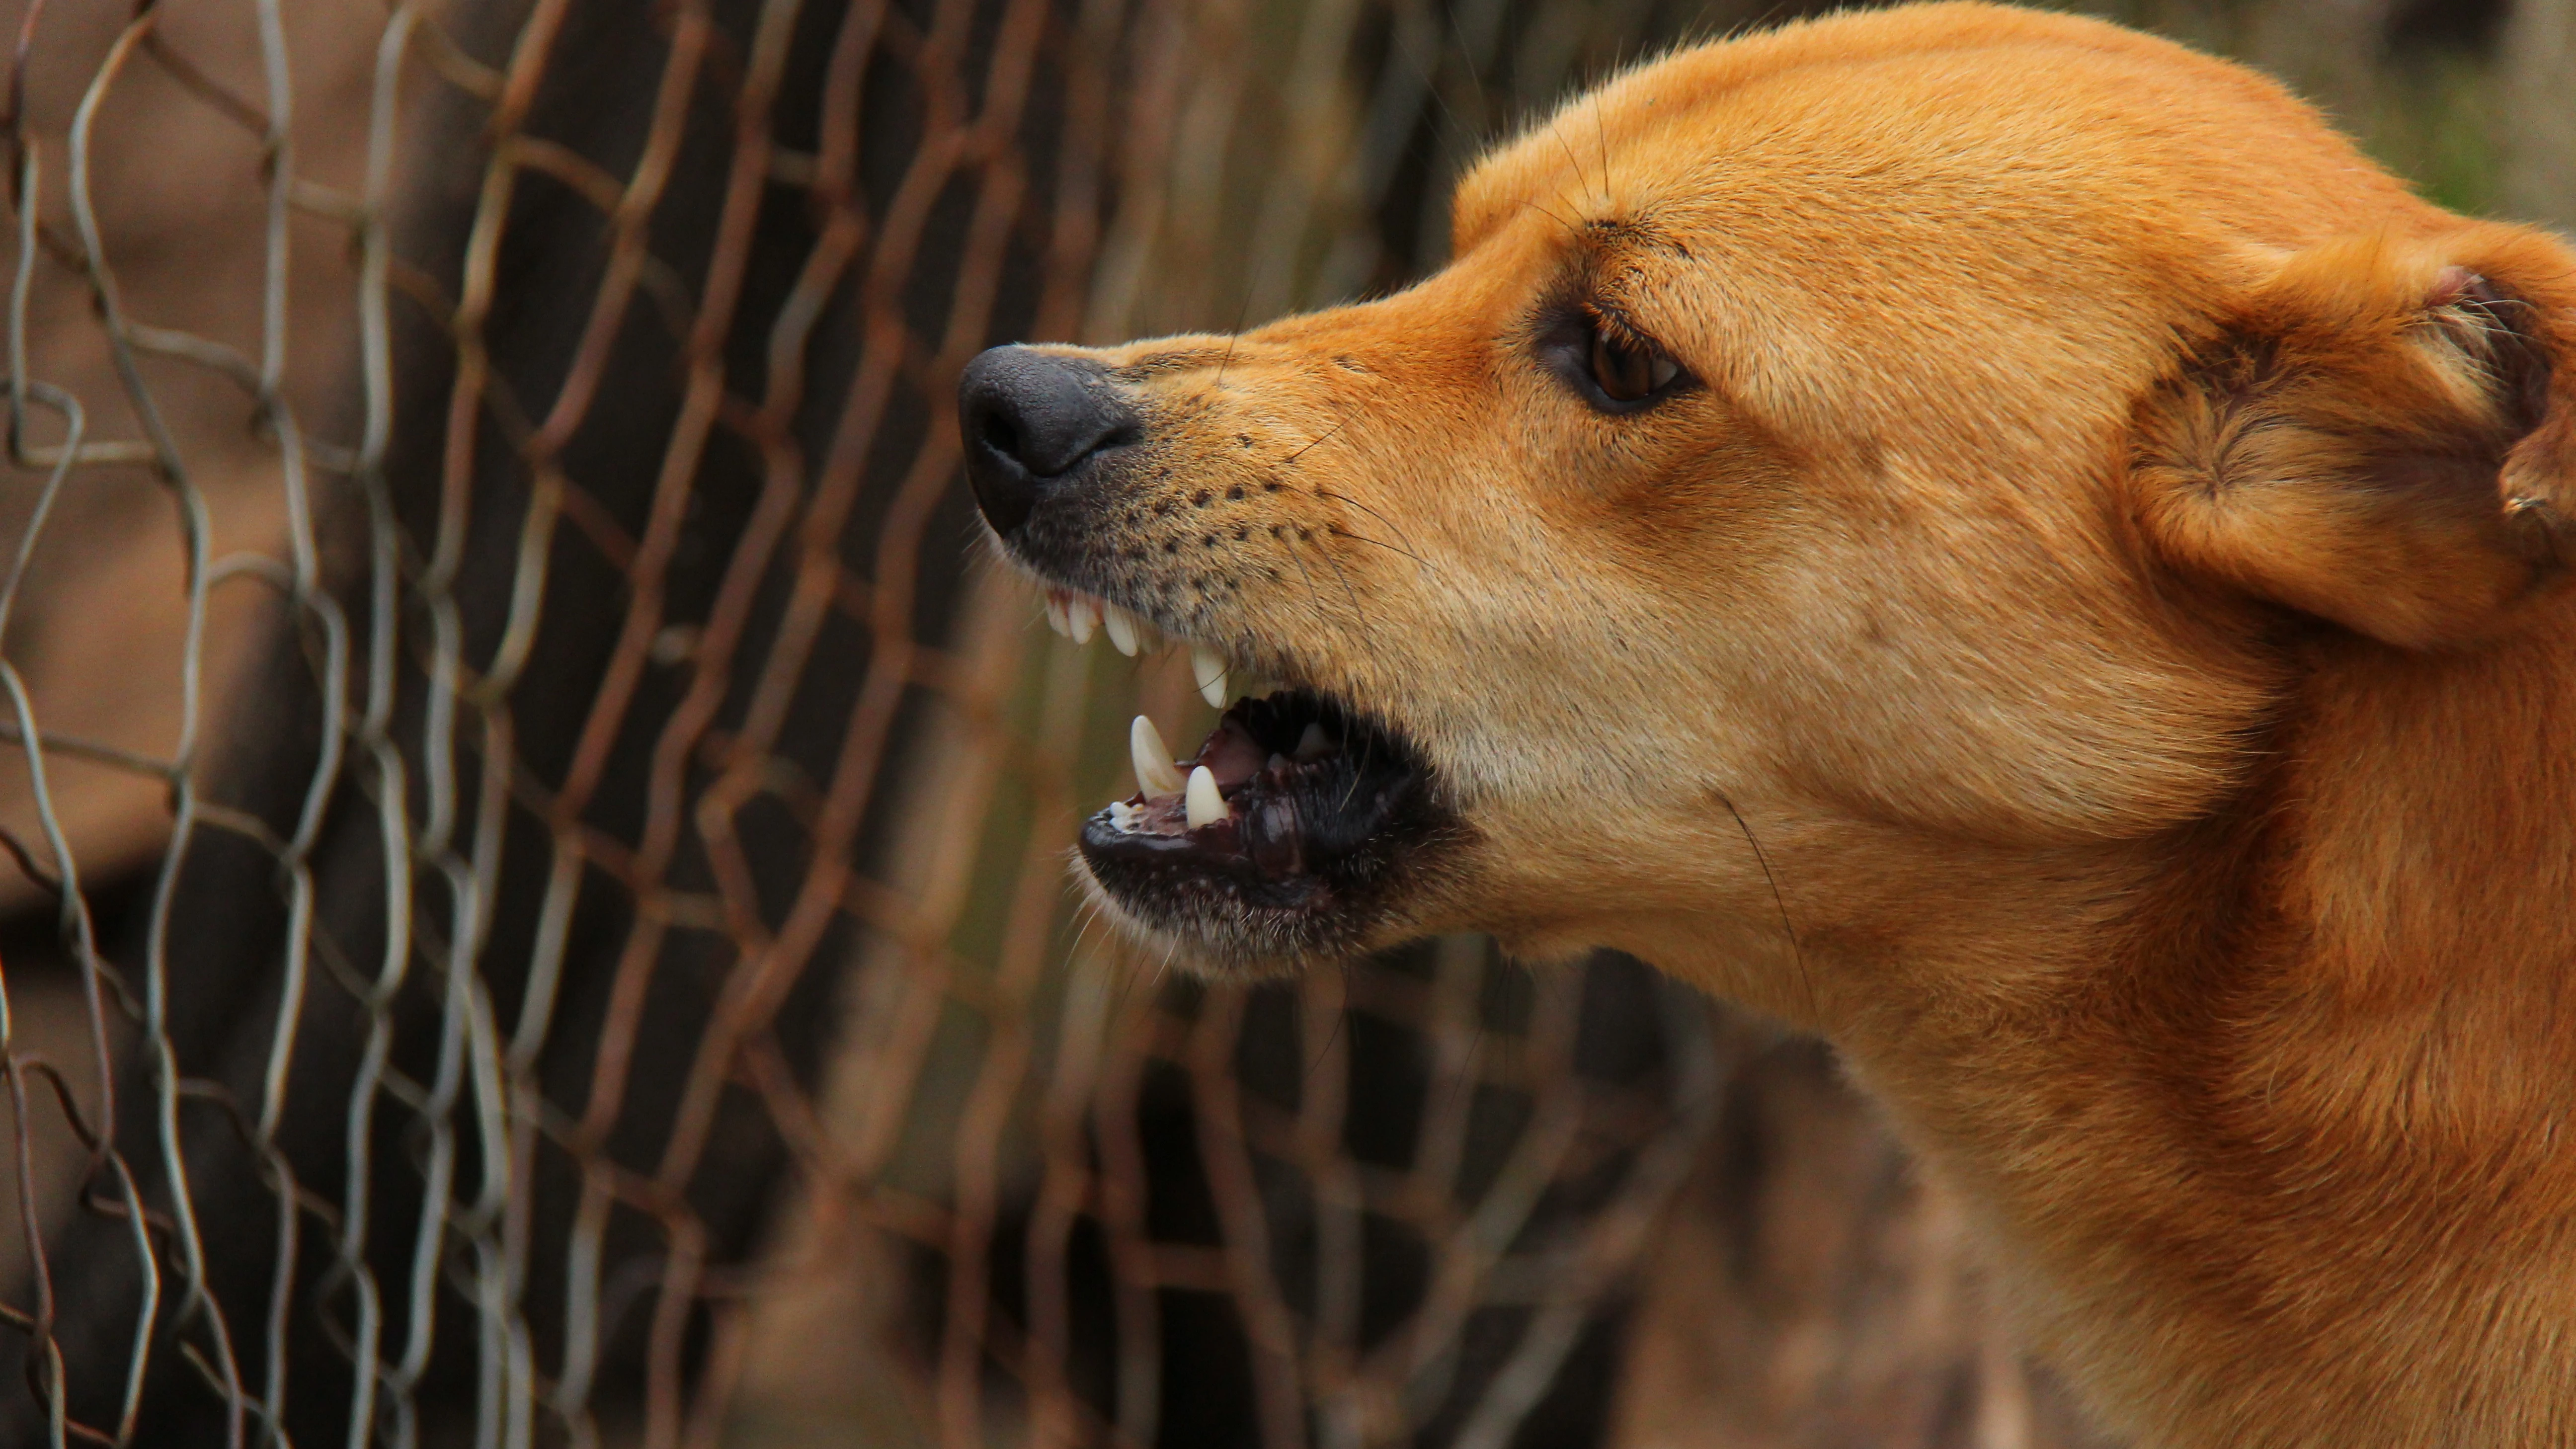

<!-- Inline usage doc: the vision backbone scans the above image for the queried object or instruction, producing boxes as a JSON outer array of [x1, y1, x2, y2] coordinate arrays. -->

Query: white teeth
[[1036, 589, 1220, 691], [1129, 714, 1188, 797], [1104, 605, 1142, 656], [1107, 801, 1141, 832], [1294, 722, 1332, 761], [1184, 765, 1226, 829], [1191, 647, 1229, 709]]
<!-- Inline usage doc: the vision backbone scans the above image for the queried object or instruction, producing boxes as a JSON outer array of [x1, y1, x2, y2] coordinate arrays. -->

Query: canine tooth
[[1105, 605, 1143, 656], [1192, 647, 1229, 709], [1294, 722, 1333, 761], [1129, 714, 1189, 796], [1068, 596, 1099, 645], [1184, 765, 1226, 828]]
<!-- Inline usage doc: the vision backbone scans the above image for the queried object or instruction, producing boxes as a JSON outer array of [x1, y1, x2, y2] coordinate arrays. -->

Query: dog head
[[961, 2, 2576, 1006]]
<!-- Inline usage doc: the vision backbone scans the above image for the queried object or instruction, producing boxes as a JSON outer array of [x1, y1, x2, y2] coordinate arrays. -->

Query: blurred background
[[0, 0, 2563, 1446]]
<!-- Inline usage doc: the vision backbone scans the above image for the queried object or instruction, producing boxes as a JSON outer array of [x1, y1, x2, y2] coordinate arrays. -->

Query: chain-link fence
[[0, 0, 2560, 1446]]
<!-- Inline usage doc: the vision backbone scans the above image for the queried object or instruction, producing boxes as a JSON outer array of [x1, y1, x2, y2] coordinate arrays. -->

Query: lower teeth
[[1184, 765, 1227, 828], [1104, 698, 1356, 848]]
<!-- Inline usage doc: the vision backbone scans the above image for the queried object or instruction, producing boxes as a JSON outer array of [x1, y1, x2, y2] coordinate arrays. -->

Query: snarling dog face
[[961, 1, 2576, 1005]]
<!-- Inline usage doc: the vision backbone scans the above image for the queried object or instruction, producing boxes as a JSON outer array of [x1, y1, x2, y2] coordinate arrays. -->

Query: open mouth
[[1044, 589, 1453, 966]]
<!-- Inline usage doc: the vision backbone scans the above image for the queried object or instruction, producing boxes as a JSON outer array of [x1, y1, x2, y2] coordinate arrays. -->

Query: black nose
[[959, 345, 1140, 539]]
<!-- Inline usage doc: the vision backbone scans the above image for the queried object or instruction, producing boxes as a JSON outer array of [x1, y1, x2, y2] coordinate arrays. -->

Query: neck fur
[[1839, 615, 2576, 1447]]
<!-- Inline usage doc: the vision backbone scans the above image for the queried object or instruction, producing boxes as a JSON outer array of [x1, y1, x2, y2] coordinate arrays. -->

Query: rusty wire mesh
[[0, 0, 1753, 1445]]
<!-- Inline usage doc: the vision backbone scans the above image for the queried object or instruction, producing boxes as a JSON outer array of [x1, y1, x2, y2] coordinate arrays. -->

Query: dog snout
[[959, 345, 1141, 539]]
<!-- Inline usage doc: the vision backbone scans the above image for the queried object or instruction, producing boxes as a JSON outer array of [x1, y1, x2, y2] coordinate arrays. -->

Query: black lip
[[1077, 690, 1453, 961]]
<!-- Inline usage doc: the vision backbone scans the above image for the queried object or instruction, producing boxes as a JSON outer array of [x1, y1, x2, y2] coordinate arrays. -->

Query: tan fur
[[1009, 6, 2576, 1444]]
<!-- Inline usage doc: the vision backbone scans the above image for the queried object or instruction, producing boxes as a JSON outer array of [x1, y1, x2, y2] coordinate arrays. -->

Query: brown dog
[[958, 4, 2576, 1444]]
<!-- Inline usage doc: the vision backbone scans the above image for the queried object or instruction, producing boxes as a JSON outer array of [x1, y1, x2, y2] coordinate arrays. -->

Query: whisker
[[1283, 546, 1330, 617], [1519, 198, 1585, 243], [1339, 726, 1375, 813], [1280, 418, 1351, 466], [1308, 965, 1352, 1077], [1066, 886, 1148, 1025], [1311, 539, 1388, 748], [1107, 952, 1139, 1024], [1547, 122, 1595, 210], [1213, 283, 1256, 390], [1326, 525, 1434, 572], [1593, 99, 1613, 210], [1459, 1016, 1487, 1124], [1312, 541, 1373, 651], [1392, 0, 1482, 208], [1066, 896, 1112, 974], [1715, 791, 1814, 1022], [1313, 486, 1431, 568]]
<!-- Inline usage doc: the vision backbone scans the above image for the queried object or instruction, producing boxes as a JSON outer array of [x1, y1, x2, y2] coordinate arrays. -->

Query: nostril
[[959, 344, 1143, 539]]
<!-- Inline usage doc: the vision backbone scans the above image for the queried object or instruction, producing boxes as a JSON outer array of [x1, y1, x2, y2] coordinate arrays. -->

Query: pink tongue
[[1196, 718, 1269, 788]]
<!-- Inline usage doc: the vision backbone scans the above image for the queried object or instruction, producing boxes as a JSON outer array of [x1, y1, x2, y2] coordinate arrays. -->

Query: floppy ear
[[2133, 226, 2576, 649]]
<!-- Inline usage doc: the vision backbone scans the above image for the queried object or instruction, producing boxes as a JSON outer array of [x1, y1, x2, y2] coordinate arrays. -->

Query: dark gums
[[1075, 689, 1443, 926]]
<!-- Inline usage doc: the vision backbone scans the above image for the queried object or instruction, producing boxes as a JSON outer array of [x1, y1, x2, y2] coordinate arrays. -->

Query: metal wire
[[0, 0, 1736, 1445]]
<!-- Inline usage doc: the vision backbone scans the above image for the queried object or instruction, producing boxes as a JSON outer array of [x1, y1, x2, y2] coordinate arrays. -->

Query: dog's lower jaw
[[1069, 848, 1428, 978]]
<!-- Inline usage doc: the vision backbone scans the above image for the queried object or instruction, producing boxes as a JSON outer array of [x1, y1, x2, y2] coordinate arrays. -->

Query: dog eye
[[1586, 321, 1680, 403]]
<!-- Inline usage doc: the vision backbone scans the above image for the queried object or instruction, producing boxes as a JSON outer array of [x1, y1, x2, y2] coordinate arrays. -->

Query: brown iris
[[1587, 316, 1680, 402]]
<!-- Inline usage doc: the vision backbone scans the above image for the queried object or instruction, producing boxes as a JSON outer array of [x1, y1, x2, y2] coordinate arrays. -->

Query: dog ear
[[2132, 227, 2576, 649]]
